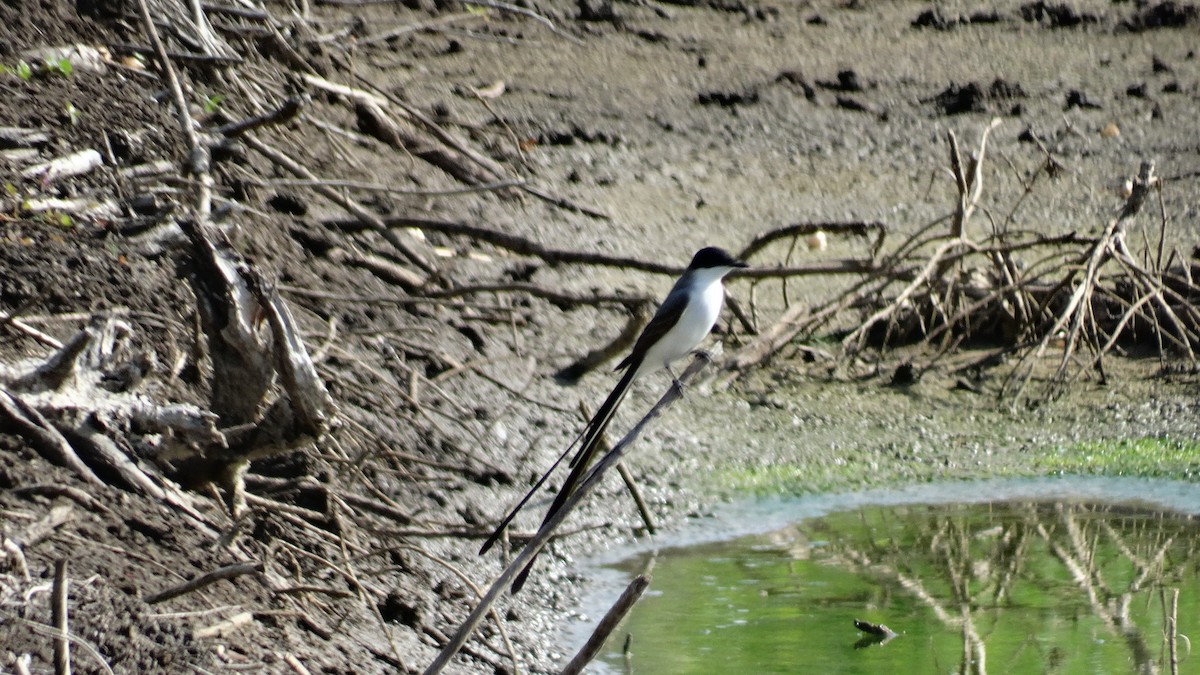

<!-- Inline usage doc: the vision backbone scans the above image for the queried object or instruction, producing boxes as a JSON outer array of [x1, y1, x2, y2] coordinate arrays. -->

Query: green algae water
[[574, 478, 1200, 674]]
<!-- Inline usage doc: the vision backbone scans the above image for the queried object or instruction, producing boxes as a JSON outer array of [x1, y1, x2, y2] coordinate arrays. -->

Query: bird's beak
[[733, 259, 749, 269]]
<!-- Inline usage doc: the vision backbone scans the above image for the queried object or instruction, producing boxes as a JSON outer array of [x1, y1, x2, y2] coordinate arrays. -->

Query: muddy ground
[[1, 0, 1199, 673]]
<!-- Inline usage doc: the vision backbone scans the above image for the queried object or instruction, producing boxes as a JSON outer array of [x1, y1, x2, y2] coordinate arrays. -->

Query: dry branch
[[244, 136, 436, 277], [135, 0, 213, 221], [355, 100, 504, 188], [555, 304, 650, 383], [330, 215, 876, 278], [213, 96, 307, 137], [559, 574, 651, 675], [738, 220, 888, 260], [52, 559, 69, 675], [182, 219, 332, 459], [0, 391, 102, 486], [143, 562, 264, 605], [425, 355, 710, 675]]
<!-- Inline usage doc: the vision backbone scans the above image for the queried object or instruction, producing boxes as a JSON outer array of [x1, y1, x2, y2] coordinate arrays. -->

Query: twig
[[143, 561, 263, 605], [11, 485, 109, 514], [0, 310, 63, 349], [353, 76, 609, 218], [135, 0, 213, 221], [615, 464, 656, 535], [283, 653, 312, 675], [577, 400, 656, 535], [947, 119, 1000, 239], [52, 559, 70, 675], [265, 177, 525, 197], [843, 238, 974, 351], [555, 305, 649, 383], [466, 0, 584, 44], [427, 282, 647, 310], [1169, 587, 1179, 675], [354, 99, 507, 188], [7, 617, 114, 675], [0, 391, 103, 486], [194, 611, 254, 639], [357, 12, 486, 46], [301, 72, 388, 107], [738, 220, 888, 260], [559, 575, 652, 675], [213, 95, 306, 137], [330, 215, 874, 277], [244, 135, 436, 276], [392, 543, 520, 674], [424, 354, 709, 675]]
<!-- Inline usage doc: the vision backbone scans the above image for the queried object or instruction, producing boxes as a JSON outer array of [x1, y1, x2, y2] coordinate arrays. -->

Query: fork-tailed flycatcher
[[479, 247, 747, 588]]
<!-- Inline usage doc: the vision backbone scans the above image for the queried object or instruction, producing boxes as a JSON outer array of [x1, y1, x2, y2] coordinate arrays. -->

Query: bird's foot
[[667, 366, 686, 395]]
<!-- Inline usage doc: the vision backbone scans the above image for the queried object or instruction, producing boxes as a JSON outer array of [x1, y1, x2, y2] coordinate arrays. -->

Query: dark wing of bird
[[614, 282, 689, 372]]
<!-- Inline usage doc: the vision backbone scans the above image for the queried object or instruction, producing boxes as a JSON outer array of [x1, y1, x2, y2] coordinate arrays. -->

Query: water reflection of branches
[[814, 502, 1191, 675]]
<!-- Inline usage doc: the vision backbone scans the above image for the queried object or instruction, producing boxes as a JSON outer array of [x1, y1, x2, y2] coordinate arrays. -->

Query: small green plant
[[64, 101, 80, 126], [15, 60, 32, 81], [202, 93, 225, 114], [34, 211, 74, 228], [45, 57, 73, 77]]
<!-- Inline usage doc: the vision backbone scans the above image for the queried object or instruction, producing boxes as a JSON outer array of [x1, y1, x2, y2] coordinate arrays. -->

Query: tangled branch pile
[[727, 120, 1199, 402]]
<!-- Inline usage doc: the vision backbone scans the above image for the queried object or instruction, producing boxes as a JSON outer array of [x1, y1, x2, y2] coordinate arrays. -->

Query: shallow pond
[[570, 477, 1200, 674]]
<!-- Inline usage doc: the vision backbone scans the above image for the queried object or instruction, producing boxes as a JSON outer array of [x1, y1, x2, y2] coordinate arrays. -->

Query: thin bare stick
[[244, 135, 436, 276], [357, 12, 485, 46], [393, 543, 519, 674], [213, 95, 306, 137], [0, 392, 102, 486], [265, 177, 525, 196], [843, 238, 974, 350], [283, 653, 312, 675], [738, 220, 888, 260], [948, 118, 1002, 239], [576, 400, 656, 535], [143, 562, 264, 605], [330, 215, 874, 278], [1169, 587, 1179, 675], [7, 618, 114, 675], [559, 575, 652, 675], [52, 559, 70, 675], [0, 310, 63, 348], [135, 0, 213, 221], [424, 355, 709, 675], [353, 76, 609, 218]]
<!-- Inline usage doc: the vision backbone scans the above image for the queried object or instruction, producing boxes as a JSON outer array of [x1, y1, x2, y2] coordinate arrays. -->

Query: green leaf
[[16, 60, 32, 81], [202, 93, 226, 114], [53, 58, 73, 77], [57, 213, 73, 228], [64, 102, 80, 126]]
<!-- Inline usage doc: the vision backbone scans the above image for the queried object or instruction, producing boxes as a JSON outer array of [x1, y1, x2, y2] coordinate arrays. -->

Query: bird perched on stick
[[480, 246, 747, 589]]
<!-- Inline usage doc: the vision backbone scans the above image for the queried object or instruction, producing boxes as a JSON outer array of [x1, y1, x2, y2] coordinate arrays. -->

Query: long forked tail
[[479, 364, 639, 556], [478, 437, 579, 555], [542, 360, 639, 525], [508, 361, 641, 593]]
